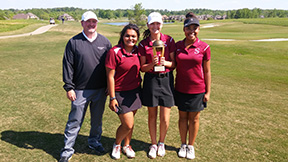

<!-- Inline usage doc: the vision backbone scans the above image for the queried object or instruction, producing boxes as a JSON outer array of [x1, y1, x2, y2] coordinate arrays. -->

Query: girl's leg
[[188, 112, 201, 145], [115, 111, 135, 145], [148, 106, 158, 145], [123, 110, 137, 146], [159, 106, 171, 143], [178, 110, 189, 144]]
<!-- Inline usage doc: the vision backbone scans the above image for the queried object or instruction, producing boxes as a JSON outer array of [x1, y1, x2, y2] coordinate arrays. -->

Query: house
[[27, 13, 39, 20], [58, 13, 75, 21], [162, 15, 169, 21], [13, 13, 39, 20], [13, 13, 29, 19]]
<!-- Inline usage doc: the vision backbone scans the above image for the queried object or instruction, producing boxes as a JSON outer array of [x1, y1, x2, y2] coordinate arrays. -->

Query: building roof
[[13, 13, 29, 19], [13, 13, 39, 20]]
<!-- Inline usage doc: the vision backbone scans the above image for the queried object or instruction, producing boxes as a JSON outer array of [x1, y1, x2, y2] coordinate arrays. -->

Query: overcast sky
[[1, 0, 288, 10]]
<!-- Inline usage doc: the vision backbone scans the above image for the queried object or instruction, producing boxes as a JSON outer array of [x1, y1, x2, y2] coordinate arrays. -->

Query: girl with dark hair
[[105, 23, 142, 159], [175, 15, 211, 159], [185, 12, 197, 18]]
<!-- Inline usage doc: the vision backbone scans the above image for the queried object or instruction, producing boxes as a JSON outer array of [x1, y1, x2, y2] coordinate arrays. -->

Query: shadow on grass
[[1, 130, 177, 160]]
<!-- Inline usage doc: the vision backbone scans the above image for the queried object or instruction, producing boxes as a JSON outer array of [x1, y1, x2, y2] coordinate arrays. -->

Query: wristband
[[110, 97, 116, 101]]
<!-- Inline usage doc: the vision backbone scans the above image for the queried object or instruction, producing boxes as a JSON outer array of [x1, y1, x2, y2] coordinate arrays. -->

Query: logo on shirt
[[98, 47, 105, 50], [194, 48, 200, 54]]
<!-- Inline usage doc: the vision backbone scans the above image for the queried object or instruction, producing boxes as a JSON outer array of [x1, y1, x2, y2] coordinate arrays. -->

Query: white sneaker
[[157, 142, 165, 157], [148, 144, 157, 159], [186, 145, 195, 159], [178, 144, 187, 158], [123, 145, 135, 158], [111, 144, 121, 159]]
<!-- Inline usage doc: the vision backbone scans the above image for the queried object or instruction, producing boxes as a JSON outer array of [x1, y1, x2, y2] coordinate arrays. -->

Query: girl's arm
[[106, 67, 118, 112], [203, 60, 211, 102]]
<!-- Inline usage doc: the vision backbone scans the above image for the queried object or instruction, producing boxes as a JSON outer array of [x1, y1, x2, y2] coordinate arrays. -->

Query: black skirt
[[115, 87, 142, 114], [174, 90, 206, 112], [142, 71, 174, 107]]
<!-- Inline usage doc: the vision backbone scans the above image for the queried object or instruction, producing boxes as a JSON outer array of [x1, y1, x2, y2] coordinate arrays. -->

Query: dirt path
[[0, 24, 58, 39]]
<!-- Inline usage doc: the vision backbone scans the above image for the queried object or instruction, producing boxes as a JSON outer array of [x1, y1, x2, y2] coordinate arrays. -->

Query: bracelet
[[110, 97, 116, 101]]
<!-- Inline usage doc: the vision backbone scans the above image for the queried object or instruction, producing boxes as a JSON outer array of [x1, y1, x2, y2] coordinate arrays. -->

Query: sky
[[1, 0, 288, 11]]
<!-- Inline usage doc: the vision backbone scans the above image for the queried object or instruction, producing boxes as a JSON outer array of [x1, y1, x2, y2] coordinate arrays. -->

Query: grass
[[235, 18, 288, 26], [0, 19, 288, 162], [0, 19, 47, 36]]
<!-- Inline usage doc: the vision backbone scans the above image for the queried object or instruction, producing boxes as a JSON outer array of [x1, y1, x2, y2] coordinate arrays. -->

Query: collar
[[183, 37, 200, 48], [119, 43, 138, 56], [82, 31, 97, 42], [148, 33, 167, 47]]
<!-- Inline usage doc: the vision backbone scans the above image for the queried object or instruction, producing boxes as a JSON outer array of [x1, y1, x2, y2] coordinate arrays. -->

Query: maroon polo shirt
[[105, 44, 142, 91], [175, 38, 211, 94], [138, 33, 176, 73]]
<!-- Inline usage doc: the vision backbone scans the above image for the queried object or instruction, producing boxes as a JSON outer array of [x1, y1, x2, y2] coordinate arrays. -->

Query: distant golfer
[[175, 12, 211, 160], [59, 11, 111, 162]]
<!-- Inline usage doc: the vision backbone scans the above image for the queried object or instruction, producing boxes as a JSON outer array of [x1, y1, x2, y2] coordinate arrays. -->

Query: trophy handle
[[153, 48, 157, 57], [161, 47, 165, 57]]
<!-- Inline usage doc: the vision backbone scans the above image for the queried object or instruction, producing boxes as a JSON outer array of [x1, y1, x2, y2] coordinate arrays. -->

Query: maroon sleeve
[[138, 40, 146, 57], [105, 47, 118, 70], [203, 45, 211, 61], [168, 36, 176, 53]]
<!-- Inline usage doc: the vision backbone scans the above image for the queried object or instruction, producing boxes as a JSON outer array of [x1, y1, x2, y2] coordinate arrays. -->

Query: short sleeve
[[105, 48, 118, 70], [203, 45, 211, 61]]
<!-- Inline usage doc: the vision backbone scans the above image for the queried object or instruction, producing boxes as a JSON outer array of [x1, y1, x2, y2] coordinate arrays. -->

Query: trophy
[[152, 40, 165, 72]]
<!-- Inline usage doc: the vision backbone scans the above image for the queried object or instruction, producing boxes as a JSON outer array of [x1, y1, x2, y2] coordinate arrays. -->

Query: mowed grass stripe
[[0, 19, 287, 162]]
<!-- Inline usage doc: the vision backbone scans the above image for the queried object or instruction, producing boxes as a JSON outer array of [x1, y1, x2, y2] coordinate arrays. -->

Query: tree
[[268, 9, 277, 17], [106, 9, 115, 19], [98, 9, 107, 19], [251, 8, 261, 18], [128, 3, 146, 29], [115, 9, 124, 18]]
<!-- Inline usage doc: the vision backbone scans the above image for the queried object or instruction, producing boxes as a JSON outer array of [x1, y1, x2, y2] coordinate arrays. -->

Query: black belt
[[150, 72, 168, 78]]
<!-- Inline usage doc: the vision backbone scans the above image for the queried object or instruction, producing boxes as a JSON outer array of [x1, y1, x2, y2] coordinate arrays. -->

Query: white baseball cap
[[147, 12, 163, 24], [81, 11, 98, 21]]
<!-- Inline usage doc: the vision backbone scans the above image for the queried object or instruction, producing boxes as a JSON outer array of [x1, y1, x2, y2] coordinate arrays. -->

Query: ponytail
[[143, 29, 151, 40]]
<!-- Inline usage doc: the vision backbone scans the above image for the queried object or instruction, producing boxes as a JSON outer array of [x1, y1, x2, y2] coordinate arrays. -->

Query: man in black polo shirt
[[59, 11, 111, 162]]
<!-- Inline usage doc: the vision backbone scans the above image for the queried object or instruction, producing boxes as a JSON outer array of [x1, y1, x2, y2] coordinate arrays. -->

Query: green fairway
[[0, 19, 47, 36], [0, 19, 287, 162]]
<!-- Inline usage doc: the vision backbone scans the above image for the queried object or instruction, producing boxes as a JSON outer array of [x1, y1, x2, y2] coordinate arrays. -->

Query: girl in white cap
[[138, 12, 176, 159]]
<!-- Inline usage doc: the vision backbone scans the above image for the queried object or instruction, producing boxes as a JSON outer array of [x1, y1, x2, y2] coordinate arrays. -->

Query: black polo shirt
[[63, 32, 111, 91]]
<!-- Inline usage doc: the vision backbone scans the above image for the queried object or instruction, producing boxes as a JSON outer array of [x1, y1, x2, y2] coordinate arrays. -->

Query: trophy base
[[154, 66, 165, 72]]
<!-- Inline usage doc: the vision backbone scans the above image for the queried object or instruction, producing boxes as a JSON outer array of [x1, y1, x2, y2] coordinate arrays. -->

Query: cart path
[[0, 24, 58, 39]]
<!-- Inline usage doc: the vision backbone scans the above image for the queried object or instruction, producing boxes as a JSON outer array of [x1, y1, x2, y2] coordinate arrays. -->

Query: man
[[59, 11, 111, 162]]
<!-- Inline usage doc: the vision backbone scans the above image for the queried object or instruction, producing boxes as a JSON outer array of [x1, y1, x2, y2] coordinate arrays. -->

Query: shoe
[[111, 144, 121, 159], [186, 145, 195, 159], [148, 144, 157, 159], [58, 155, 72, 162], [123, 145, 135, 158], [178, 144, 187, 158], [89, 143, 106, 154], [157, 142, 165, 157]]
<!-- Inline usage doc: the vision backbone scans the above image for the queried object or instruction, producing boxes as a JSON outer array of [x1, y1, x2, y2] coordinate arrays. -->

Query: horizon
[[1, 7, 288, 11], [1, 0, 288, 11]]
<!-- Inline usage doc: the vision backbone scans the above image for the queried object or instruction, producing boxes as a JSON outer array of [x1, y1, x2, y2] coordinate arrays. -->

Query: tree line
[[0, 6, 287, 20]]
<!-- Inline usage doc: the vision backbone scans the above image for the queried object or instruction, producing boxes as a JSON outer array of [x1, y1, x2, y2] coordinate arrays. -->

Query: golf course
[[0, 18, 287, 162]]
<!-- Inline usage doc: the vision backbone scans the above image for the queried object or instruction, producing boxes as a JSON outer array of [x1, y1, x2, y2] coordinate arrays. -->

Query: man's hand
[[67, 90, 76, 101]]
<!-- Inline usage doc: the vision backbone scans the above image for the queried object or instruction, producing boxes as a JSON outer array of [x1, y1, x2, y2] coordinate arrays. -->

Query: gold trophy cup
[[152, 40, 165, 72]]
